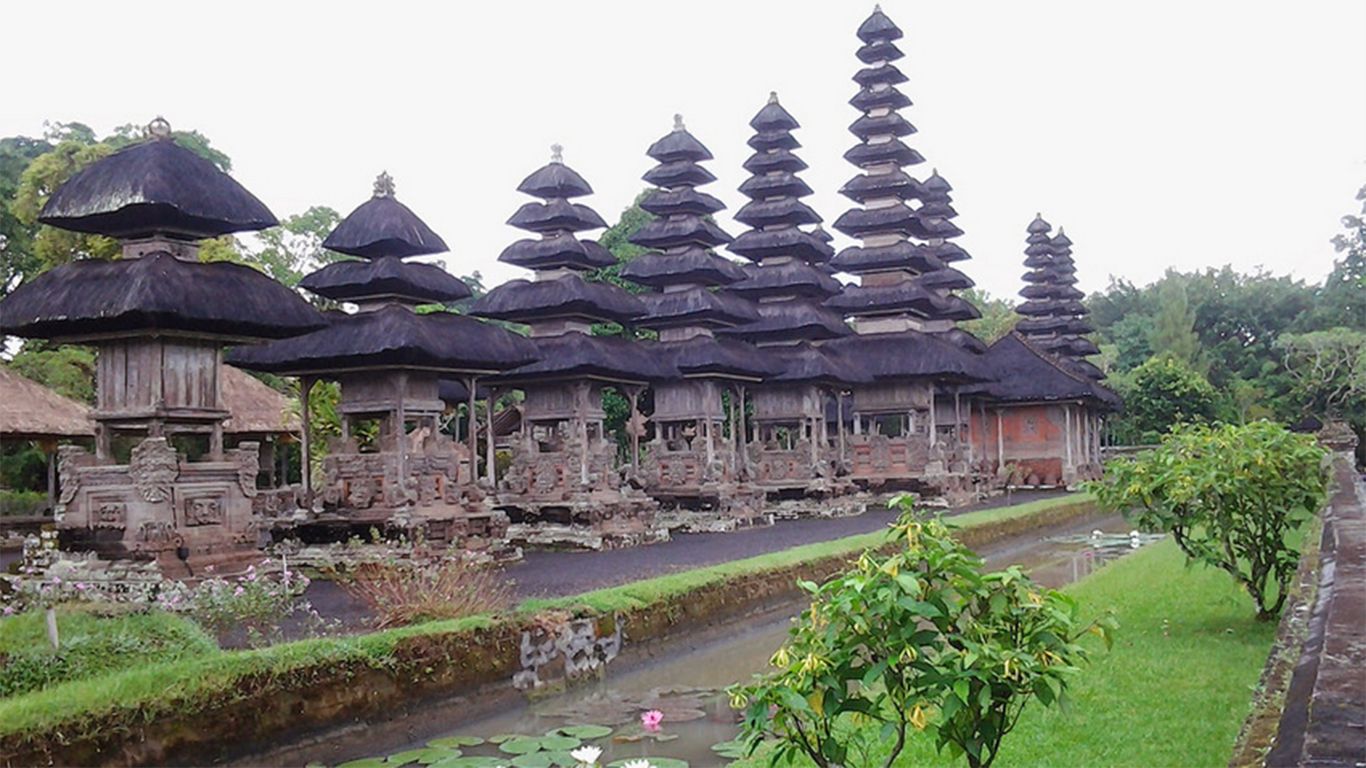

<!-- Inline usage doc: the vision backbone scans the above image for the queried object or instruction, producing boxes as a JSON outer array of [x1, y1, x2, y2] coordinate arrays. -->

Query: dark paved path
[[505, 490, 1069, 599]]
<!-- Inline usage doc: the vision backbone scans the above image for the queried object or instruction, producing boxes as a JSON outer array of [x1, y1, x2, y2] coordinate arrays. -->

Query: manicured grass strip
[[518, 493, 1096, 615], [734, 537, 1277, 767], [0, 493, 1091, 745]]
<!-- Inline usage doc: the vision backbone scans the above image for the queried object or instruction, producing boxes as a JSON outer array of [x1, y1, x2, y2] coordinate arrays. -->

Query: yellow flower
[[899, 646, 918, 664], [909, 703, 928, 731], [770, 647, 792, 667], [801, 653, 825, 674]]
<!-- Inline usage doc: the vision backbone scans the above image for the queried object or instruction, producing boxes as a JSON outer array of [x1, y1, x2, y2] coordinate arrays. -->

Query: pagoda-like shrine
[[470, 147, 669, 549], [0, 119, 324, 568], [973, 216, 1117, 487], [621, 116, 775, 528], [718, 94, 858, 500], [821, 7, 988, 499], [228, 173, 537, 550]]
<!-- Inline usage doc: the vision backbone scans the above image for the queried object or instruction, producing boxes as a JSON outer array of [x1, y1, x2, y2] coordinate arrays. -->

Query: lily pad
[[416, 749, 461, 765], [556, 724, 613, 739], [428, 737, 484, 749], [384, 749, 429, 766], [429, 758, 506, 768], [537, 735, 581, 752], [337, 760, 387, 768], [510, 754, 554, 768], [499, 737, 546, 755], [487, 733, 522, 744], [711, 739, 750, 759], [607, 759, 689, 768]]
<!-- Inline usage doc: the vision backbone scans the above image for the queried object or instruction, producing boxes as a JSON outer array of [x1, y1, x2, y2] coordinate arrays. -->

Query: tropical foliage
[[729, 495, 1115, 768], [1090, 420, 1329, 620]]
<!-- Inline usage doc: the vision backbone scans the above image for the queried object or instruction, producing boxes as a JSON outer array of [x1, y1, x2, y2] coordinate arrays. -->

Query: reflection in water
[[355, 517, 1161, 767]]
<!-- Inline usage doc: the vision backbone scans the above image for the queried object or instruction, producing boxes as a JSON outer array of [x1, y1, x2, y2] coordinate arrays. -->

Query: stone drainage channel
[[267, 514, 1158, 768]]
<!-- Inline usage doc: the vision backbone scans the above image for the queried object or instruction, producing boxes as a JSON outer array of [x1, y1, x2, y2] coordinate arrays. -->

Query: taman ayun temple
[[0, 6, 1119, 562]]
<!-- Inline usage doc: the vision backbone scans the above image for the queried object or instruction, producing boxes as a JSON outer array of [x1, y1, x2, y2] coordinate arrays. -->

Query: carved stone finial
[[768, 91, 780, 105], [373, 171, 395, 198], [147, 116, 172, 140], [874, 3, 882, 12], [1057, 226, 1066, 235], [673, 113, 686, 132], [550, 143, 564, 164]]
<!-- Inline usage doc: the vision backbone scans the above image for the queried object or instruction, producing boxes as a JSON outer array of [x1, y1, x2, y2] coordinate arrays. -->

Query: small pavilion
[[0, 119, 323, 567], [0, 368, 94, 514], [228, 173, 537, 547]]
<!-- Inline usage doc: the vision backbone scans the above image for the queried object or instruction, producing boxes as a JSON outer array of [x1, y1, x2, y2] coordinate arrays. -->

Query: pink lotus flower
[[641, 709, 664, 732], [234, 586, 246, 597]]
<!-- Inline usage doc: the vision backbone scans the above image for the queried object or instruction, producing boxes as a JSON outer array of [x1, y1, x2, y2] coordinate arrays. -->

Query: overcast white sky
[[5, 0, 1364, 300]]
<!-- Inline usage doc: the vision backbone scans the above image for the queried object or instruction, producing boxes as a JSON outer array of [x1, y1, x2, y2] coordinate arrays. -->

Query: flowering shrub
[[175, 561, 316, 645], [1090, 420, 1329, 620], [730, 495, 1115, 768], [340, 557, 511, 629]]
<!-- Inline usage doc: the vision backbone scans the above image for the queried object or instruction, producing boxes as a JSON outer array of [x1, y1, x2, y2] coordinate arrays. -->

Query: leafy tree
[[247, 205, 343, 290], [1108, 355, 1219, 444], [0, 136, 54, 297], [1091, 421, 1329, 620], [1147, 275, 1202, 369], [961, 288, 1016, 343], [1314, 183, 1366, 331], [731, 496, 1114, 768], [5, 343, 97, 403], [1277, 327, 1366, 419], [589, 192, 653, 296], [1101, 313, 1154, 373]]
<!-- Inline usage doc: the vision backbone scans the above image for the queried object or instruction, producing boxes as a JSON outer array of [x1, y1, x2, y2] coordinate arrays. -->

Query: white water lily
[[570, 744, 603, 766], [620, 761, 654, 768]]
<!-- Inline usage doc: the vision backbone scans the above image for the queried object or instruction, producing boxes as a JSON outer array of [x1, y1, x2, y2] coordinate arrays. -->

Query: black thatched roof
[[766, 342, 870, 384], [636, 288, 760, 329], [728, 261, 843, 299], [499, 233, 616, 272], [620, 247, 746, 288], [839, 170, 922, 204], [38, 126, 277, 240], [658, 335, 778, 379], [506, 199, 607, 234], [639, 188, 726, 217], [299, 257, 472, 304], [322, 173, 448, 259], [646, 119, 714, 163], [938, 327, 990, 355], [226, 304, 537, 375], [0, 251, 323, 341], [717, 302, 850, 343], [829, 242, 942, 274], [1016, 298, 1088, 317], [469, 274, 644, 325], [833, 203, 919, 240], [857, 39, 903, 64], [734, 198, 821, 229], [978, 333, 1119, 409], [918, 266, 975, 291], [630, 216, 732, 250], [516, 154, 593, 199], [824, 330, 988, 383], [729, 228, 833, 264], [739, 171, 812, 200], [1016, 316, 1093, 336], [825, 282, 937, 316], [843, 139, 925, 169], [437, 378, 490, 404], [857, 6, 903, 42], [493, 333, 675, 385], [1033, 335, 1102, 357]]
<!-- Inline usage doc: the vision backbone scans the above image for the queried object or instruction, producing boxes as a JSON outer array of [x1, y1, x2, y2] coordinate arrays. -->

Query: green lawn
[[735, 537, 1278, 768], [0, 606, 218, 698]]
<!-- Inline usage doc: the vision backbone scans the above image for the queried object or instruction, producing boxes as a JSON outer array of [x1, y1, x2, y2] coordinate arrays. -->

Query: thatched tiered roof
[[721, 93, 848, 349], [220, 365, 300, 435], [1013, 216, 1105, 380], [0, 252, 325, 341], [37, 119, 276, 239], [0, 367, 93, 440], [976, 333, 1120, 410]]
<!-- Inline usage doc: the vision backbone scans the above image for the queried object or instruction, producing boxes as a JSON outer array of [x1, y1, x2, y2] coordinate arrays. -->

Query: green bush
[[1090, 420, 1329, 620], [729, 495, 1115, 768], [0, 489, 47, 517], [0, 607, 218, 697]]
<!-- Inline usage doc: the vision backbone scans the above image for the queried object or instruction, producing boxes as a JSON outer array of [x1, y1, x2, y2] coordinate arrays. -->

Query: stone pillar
[[626, 386, 642, 469], [996, 409, 1004, 471], [1064, 404, 1074, 471], [836, 391, 847, 463], [395, 371, 408, 497], [929, 387, 937, 446]]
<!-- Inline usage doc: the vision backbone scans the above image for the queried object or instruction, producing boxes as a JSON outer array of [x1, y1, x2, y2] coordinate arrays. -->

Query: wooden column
[[954, 389, 963, 458], [465, 376, 478, 487], [395, 371, 408, 496], [735, 384, 747, 479], [1064, 404, 1074, 471], [626, 386, 642, 468], [577, 384, 590, 486], [836, 390, 846, 463], [995, 409, 1004, 470], [209, 423, 224, 461], [485, 387, 498, 487], [928, 387, 937, 446], [44, 442, 57, 512], [299, 375, 315, 505]]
